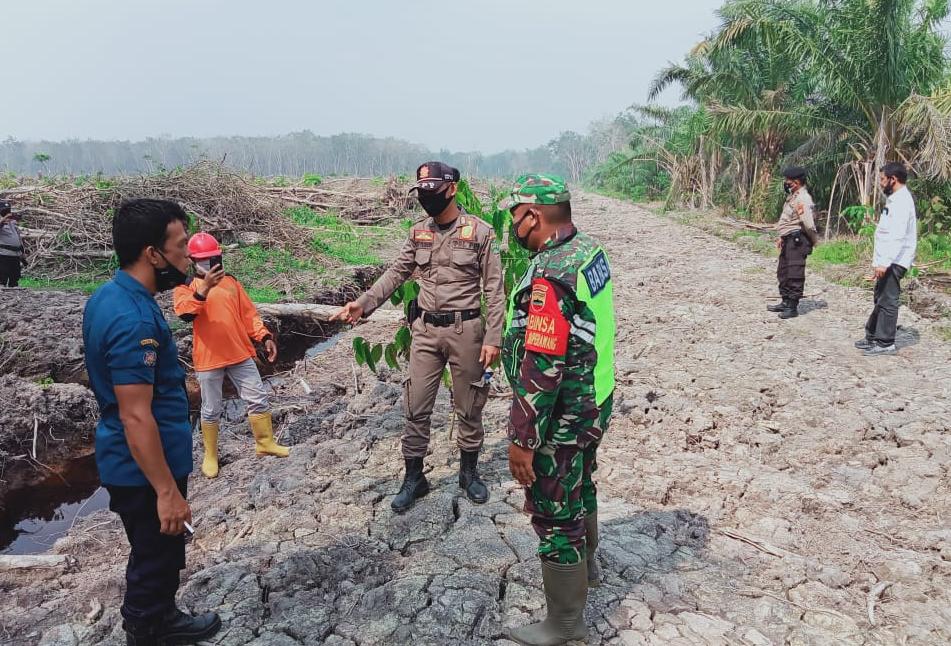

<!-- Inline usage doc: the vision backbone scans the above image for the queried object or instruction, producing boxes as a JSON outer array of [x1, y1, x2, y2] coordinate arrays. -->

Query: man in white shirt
[[856, 162, 917, 356]]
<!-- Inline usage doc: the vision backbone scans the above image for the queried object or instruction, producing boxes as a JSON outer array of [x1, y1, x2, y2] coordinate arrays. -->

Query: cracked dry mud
[[6, 193, 950, 645]]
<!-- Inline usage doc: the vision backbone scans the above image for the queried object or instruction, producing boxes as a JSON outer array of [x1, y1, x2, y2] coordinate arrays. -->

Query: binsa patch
[[524, 278, 569, 356]]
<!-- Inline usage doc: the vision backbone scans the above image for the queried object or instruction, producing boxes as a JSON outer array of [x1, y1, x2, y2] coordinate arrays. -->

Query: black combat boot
[[779, 300, 800, 319], [766, 299, 787, 312], [459, 450, 489, 504], [125, 607, 221, 645], [391, 457, 430, 513]]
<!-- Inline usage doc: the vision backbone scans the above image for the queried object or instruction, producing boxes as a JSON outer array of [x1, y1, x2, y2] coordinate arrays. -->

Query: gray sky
[[3, 0, 722, 152]]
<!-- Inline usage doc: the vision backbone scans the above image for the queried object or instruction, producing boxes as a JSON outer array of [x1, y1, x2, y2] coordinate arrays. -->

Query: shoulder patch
[[457, 219, 476, 241], [143, 350, 157, 367], [413, 229, 434, 243], [524, 278, 569, 356], [581, 250, 611, 297]]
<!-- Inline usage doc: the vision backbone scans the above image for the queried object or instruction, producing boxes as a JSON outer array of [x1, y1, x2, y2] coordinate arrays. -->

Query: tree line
[[0, 126, 630, 184]]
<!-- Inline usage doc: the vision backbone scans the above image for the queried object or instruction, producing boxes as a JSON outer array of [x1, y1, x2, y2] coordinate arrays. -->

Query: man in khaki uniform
[[769, 166, 819, 319], [334, 161, 505, 513]]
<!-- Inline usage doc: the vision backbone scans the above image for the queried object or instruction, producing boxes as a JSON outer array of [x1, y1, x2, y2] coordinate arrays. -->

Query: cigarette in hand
[[184, 521, 195, 535]]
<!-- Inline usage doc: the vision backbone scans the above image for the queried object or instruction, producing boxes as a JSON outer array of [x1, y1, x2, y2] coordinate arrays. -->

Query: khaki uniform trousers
[[402, 315, 490, 458]]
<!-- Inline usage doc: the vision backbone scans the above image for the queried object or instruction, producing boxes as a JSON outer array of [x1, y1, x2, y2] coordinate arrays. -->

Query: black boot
[[458, 450, 489, 504], [125, 607, 221, 646], [767, 299, 787, 312], [779, 300, 800, 319], [391, 457, 430, 513]]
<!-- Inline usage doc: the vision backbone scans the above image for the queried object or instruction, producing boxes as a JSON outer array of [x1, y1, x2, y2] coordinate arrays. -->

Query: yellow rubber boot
[[249, 412, 289, 458], [200, 421, 220, 478]]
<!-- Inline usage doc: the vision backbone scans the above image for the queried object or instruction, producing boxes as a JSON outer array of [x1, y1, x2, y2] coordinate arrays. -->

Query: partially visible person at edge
[[82, 199, 221, 645], [499, 174, 615, 646], [332, 161, 506, 513], [173, 232, 287, 479], [856, 162, 917, 356], [769, 166, 819, 320], [0, 200, 27, 287]]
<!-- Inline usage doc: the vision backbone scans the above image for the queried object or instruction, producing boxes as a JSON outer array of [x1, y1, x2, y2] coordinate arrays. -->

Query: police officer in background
[[769, 166, 819, 319], [334, 162, 506, 513], [0, 200, 26, 287]]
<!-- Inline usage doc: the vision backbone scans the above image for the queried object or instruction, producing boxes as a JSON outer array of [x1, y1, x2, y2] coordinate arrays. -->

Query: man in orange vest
[[173, 233, 289, 478]]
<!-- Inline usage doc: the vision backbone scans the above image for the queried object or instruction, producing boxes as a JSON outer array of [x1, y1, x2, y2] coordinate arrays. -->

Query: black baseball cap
[[409, 161, 460, 193], [782, 166, 808, 181]]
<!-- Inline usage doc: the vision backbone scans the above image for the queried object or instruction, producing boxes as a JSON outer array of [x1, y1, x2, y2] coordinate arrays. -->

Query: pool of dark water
[[0, 331, 342, 555], [0, 452, 109, 555]]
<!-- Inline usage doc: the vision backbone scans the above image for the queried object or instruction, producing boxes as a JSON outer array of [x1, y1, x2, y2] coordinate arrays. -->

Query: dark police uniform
[[82, 270, 193, 627]]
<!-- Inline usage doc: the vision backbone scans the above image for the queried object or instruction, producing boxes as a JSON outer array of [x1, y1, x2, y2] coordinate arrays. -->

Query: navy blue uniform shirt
[[83, 270, 192, 486]]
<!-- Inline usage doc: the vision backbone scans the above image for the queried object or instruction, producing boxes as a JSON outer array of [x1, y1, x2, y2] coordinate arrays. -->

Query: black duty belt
[[781, 229, 802, 239], [422, 309, 481, 327], [0, 244, 22, 253]]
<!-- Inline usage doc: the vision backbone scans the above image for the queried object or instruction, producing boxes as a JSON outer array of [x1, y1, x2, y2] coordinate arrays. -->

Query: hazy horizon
[[3, 0, 722, 154]]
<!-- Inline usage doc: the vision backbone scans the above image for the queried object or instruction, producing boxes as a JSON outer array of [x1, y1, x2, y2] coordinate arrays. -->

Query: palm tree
[[650, 36, 813, 217], [709, 0, 951, 222]]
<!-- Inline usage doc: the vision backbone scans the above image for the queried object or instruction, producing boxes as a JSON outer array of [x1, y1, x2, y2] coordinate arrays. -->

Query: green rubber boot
[[508, 559, 588, 646]]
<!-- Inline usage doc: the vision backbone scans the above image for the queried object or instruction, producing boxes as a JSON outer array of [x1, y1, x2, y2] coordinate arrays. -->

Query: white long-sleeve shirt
[[873, 185, 917, 269]]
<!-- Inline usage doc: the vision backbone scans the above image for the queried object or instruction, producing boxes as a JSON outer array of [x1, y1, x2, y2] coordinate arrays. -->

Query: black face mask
[[417, 188, 453, 218], [783, 183, 793, 195], [510, 213, 535, 250], [883, 179, 896, 196], [154, 250, 189, 292]]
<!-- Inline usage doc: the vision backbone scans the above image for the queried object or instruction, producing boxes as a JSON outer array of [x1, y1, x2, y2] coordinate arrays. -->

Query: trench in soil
[[0, 323, 345, 555]]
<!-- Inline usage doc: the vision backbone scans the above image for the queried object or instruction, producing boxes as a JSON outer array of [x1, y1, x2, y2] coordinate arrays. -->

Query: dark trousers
[[777, 232, 812, 303], [0, 256, 20, 287], [865, 264, 906, 346], [105, 478, 188, 626]]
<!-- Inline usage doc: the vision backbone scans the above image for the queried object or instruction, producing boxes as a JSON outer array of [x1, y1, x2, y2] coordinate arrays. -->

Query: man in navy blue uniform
[[83, 199, 220, 645]]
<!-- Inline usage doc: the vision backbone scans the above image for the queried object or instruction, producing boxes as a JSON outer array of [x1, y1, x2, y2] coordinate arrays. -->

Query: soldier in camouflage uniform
[[500, 174, 615, 646]]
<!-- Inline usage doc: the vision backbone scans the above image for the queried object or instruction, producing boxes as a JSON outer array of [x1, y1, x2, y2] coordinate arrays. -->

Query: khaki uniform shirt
[[356, 212, 506, 346], [0, 221, 23, 258], [776, 187, 818, 237]]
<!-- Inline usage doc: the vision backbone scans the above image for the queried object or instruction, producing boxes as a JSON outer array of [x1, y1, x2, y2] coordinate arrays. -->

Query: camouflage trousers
[[525, 395, 613, 564]]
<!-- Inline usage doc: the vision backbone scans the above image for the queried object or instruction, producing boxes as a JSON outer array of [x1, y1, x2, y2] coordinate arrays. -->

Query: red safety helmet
[[187, 232, 222, 259]]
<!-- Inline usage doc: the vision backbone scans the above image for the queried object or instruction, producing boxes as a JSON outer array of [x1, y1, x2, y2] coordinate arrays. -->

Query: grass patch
[[918, 233, 951, 270], [810, 239, 866, 267], [19, 276, 105, 293], [244, 286, 285, 303]]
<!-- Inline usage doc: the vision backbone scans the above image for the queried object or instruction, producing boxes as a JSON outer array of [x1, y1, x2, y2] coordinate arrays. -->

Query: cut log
[[0, 554, 68, 571], [255, 303, 404, 325]]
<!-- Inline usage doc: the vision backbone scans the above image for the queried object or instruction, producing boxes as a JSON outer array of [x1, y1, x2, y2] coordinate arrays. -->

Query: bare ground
[[3, 193, 950, 645]]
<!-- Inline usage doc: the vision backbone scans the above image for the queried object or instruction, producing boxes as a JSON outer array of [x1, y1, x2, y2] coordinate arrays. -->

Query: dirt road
[[5, 193, 949, 645]]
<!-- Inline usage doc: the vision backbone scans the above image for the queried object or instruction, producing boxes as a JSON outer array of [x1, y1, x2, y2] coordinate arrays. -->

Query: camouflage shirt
[[502, 224, 614, 450]]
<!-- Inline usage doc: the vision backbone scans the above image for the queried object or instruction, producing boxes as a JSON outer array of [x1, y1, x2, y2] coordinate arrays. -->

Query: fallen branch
[[718, 528, 789, 558], [0, 554, 68, 571], [256, 303, 403, 325]]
